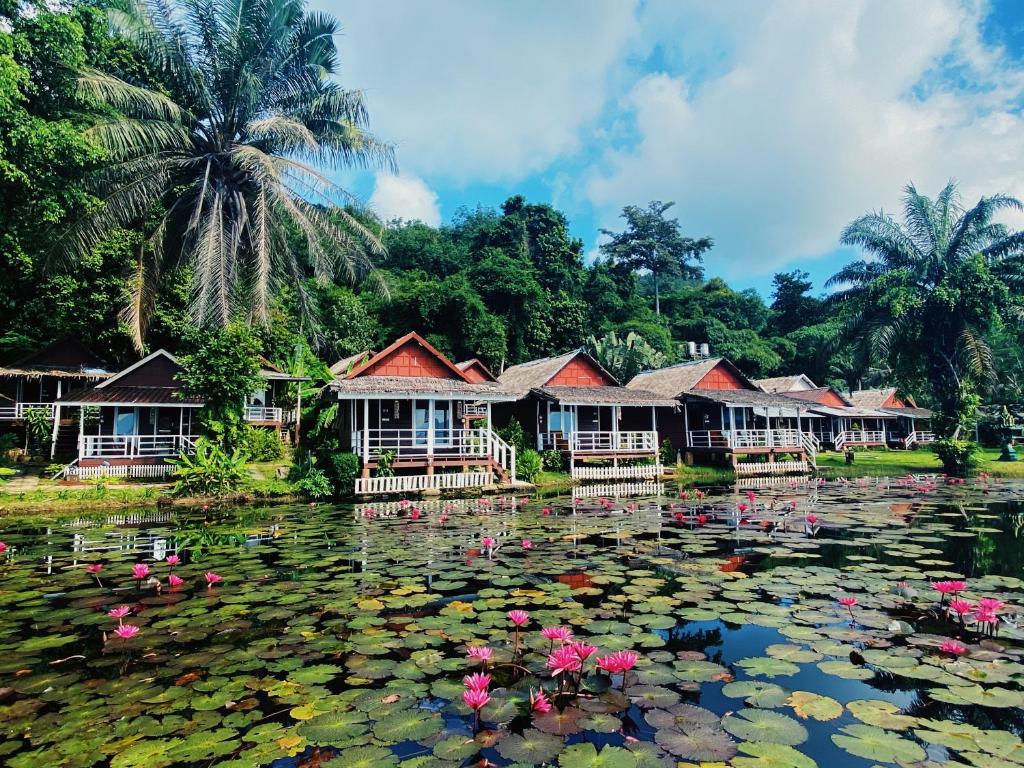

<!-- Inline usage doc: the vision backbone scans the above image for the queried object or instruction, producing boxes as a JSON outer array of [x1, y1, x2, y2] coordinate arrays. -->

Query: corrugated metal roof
[[59, 386, 204, 406]]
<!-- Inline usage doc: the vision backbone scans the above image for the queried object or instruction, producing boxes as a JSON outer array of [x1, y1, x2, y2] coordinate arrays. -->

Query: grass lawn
[[817, 447, 1024, 479]]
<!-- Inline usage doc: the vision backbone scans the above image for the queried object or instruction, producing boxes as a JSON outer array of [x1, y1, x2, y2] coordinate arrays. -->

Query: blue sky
[[314, 0, 1024, 298]]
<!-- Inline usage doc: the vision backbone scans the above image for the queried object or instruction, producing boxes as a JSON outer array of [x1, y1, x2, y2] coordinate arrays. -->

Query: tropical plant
[[540, 449, 565, 473], [169, 437, 248, 496], [60, 0, 394, 347], [600, 201, 713, 315], [586, 330, 666, 382], [516, 448, 542, 483], [239, 425, 284, 462], [374, 450, 396, 478], [317, 450, 359, 496], [294, 467, 332, 498], [22, 406, 53, 454], [830, 181, 1024, 440]]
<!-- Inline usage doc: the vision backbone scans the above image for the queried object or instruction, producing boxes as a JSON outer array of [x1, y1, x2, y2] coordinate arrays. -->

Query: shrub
[[659, 438, 676, 466], [375, 450, 396, 477], [295, 468, 333, 499], [517, 448, 542, 482], [933, 439, 979, 477], [23, 406, 53, 454], [541, 449, 565, 472], [320, 451, 360, 496], [240, 426, 285, 462], [169, 438, 249, 496], [498, 418, 528, 455]]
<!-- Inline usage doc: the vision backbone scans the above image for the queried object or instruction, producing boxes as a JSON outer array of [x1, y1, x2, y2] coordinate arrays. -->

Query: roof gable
[[783, 387, 853, 407], [756, 374, 817, 393], [347, 333, 469, 382], [848, 387, 917, 409], [498, 350, 618, 396], [626, 357, 758, 398], [546, 352, 617, 388], [96, 349, 183, 389], [694, 359, 755, 391], [4, 339, 110, 376], [456, 358, 496, 383]]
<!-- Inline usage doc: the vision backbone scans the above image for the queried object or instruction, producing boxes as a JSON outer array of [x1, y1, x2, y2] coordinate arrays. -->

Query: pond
[[1, 475, 1024, 767]]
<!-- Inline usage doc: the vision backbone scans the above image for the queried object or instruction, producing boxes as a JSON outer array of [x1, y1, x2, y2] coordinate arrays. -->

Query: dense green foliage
[[168, 437, 248, 495]]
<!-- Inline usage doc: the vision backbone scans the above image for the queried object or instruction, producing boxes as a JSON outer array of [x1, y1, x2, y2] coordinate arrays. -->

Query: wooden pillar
[[426, 398, 435, 472], [361, 399, 370, 478], [78, 406, 85, 460], [50, 403, 61, 460], [295, 387, 302, 447]]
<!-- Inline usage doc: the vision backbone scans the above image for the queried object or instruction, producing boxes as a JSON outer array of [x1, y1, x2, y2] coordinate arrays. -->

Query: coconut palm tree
[[60, 0, 394, 348], [828, 181, 1024, 437]]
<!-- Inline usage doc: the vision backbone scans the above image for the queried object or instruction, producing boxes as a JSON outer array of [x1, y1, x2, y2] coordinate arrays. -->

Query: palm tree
[[829, 181, 1024, 437], [61, 0, 394, 348]]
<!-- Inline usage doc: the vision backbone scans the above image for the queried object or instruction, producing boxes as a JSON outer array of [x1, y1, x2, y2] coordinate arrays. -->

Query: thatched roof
[[455, 358, 497, 382], [498, 350, 617, 396], [627, 358, 735, 398], [781, 387, 854, 407], [331, 376, 514, 400], [61, 386, 203, 406], [0, 339, 111, 380], [330, 351, 372, 377], [755, 374, 817, 393], [533, 385, 677, 408], [881, 406, 934, 419], [681, 388, 822, 410]]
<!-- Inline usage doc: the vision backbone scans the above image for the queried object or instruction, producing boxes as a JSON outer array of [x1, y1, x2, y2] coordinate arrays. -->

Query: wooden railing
[[571, 431, 658, 454], [354, 471, 494, 495], [834, 430, 887, 450], [352, 428, 491, 460], [244, 406, 283, 422], [687, 429, 808, 450], [80, 434, 196, 459], [905, 430, 936, 448], [735, 460, 809, 477], [0, 402, 56, 420], [572, 463, 662, 480]]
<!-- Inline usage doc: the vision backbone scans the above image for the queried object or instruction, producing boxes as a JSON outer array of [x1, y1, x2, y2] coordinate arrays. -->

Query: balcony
[[0, 402, 56, 420], [244, 406, 284, 422], [351, 427, 515, 479], [687, 429, 807, 450], [80, 434, 196, 459], [570, 431, 657, 454]]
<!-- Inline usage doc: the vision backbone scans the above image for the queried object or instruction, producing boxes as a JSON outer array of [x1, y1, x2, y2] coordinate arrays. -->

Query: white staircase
[[802, 432, 818, 469]]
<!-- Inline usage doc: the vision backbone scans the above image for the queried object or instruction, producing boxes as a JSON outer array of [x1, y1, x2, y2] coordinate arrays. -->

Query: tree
[[768, 270, 821, 335], [600, 201, 713, 316], [586, 331, 666, 383], [830, 181, 1024, 440], [59, 0, 394, 348]]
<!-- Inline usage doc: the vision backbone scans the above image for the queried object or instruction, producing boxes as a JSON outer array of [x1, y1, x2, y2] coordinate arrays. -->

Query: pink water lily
[[439, 513, 449, 523], [932, 580, 967, 600], [530, 688, 552, 714], [0, 541, 6, 553], [596, 650, 639, 676], [86, 564, 103, 573], [113, 624, 140, 640], [837, 596, 858, 622], [205, 572, 222, 588], [978, 597, 1005, 613], [939, 639, 968, 656], [165, 555, 180, 566], [805, 514, 818, 525], [542, 507, 551, 516], [507, 610, 530, 627], [131, 563, 150, 580], [696, 513, 708, 526], [521, 539, 533, 550], [410, 509, 420, 520], [948, 599, 973, 619], [168, 574, 184, 588], [462, 687, 490, 712], [546, 645, 582, 676], [568, 641, 598, 662], [108, 605, 132, 620], [541, 626, 573, 643], [463, 672, 491, 691], [466, 646, 493, 665], [481, 536, 495, 549]]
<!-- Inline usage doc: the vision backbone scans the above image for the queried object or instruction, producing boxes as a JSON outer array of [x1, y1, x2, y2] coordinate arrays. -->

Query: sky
[[311, 0, 1024, 298]]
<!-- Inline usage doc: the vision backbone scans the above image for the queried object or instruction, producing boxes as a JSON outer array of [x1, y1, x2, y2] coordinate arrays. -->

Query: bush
[[499, 418, 528, 455], [295, 468, 333, 499], [240, 426, 285, 462], [541, 449, 565, 472], [517, 448, 542, 482], [659, 438, 676, 466], [169, 438, 249, 496], [933, 439, 979, 477], [320, 451, 360, 496]]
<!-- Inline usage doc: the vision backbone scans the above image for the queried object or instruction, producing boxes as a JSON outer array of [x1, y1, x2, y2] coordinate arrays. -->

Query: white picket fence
[[734, 460, 808, 477], [69, 464, 176, 480], [572, 464, 662, 481], [354, 471, 494, 495]]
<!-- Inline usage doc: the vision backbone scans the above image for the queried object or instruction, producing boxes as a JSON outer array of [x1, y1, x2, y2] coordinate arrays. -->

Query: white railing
[[913, 431, 935, 444], [572, 463, 662, 480], [71, 464, 177, 479], [354, 471, 493, 495], [801, 432, 818, 468], [812, 430, 834, 444], [244, 406, 283, 422], [0, 402, 56, 420], [834, 430, 887, 450], [352, 428, 492, 461], [487, 430, 516, 482], [462, 404, 488, 419], [571, 431, 658, 454], [687, 430, 808, 450], [735, 460, 809, 477], [573, 482, 665, 499], [80, 434, 196, 459]]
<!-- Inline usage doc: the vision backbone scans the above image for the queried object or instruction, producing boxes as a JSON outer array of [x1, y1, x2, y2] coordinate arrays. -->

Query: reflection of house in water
[[572, 482, 665, 500]]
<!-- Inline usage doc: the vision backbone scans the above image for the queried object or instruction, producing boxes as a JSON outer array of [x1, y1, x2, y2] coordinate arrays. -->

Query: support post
[[362, 399, 370, 477], [295, 387, 302, 447], [50, 403, 61, 460]]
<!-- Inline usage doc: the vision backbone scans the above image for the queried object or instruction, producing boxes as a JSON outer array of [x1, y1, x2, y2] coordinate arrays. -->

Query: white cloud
[[584, 0, 1024, 281], [311, 0, 640, 183], [369, 174, 442, 226]]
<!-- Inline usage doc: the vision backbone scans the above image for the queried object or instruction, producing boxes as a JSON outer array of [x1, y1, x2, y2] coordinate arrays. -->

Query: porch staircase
[[487, 430, 516, 483], [802, 432, 818, 469]]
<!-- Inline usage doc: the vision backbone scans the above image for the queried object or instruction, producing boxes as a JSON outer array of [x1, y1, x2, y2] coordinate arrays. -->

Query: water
[[0, 476, 1022, 767]]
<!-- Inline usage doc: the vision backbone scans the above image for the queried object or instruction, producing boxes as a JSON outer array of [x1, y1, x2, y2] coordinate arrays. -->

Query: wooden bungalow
[[849, 388, 935, 448], [773, 386, 894, 449], [330, 332, 518, 495], [55, 350, 203, 479], [0, 340, 111, 424], [627, 357, 818, 474], [245, 357, 309, 445], [494, 350, 672, 480]]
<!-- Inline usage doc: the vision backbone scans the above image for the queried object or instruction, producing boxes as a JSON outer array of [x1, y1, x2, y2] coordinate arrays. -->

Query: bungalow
[[245, 358, 310, 445], [330, 332, 518, 495], [0, 339, 111, 424], [55, 349, 202, 478], [849, 388, 935, 448], [628, 358, 818, 474], [771, 385, 895, 450], [493, 350, 673, 480]]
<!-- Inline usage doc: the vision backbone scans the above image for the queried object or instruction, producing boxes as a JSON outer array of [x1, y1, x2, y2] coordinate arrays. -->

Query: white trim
[[334, 391, 514, 402], [95, 349, 180, 389]]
